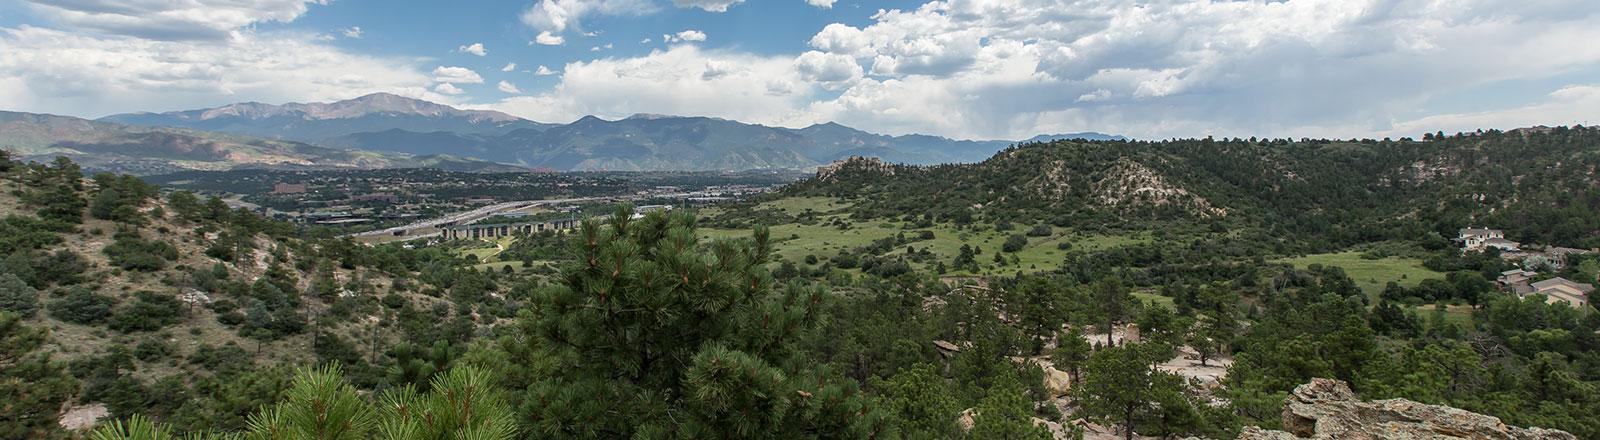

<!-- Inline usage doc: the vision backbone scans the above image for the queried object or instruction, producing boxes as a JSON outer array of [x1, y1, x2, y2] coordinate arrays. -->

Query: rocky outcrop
[[1091, 159, 1226, 218], [58, 403, 108, 431], [1025, 358, 1073, 398], [1240, 378, 1574, 440], [815, 156, 896, 182]]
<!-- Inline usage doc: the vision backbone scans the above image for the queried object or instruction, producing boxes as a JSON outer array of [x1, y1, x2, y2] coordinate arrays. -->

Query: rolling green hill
[[787, 127, 1600, 251]]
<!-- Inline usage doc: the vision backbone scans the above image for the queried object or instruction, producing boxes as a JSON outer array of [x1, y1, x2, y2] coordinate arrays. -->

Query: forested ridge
[[4, 127, 1600, 440], [789, 126, 1600, 251]]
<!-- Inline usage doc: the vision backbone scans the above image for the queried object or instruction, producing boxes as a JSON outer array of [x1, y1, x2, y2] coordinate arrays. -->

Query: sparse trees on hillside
[[89, 173, 158, 224]]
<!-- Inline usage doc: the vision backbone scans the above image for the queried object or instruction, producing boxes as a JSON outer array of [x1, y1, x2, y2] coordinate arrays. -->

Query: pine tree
[[1, 312, 79, 439], [968, 370, 1052, 440], [871, 363, 960, 439], [1050, 326, 1091, 383], [1093, 278, 1129, 346], [515, 206, 887, 438], [375, 367, 517, 440], [1074, 343, 1179, 440], [88, 415, 202, 440]]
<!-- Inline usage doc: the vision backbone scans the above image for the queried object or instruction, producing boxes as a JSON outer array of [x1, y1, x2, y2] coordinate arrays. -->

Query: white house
[[1459, 227, 1519, 252]]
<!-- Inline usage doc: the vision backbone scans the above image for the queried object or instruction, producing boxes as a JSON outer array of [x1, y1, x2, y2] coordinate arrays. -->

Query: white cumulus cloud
[[342, 26, 363, 39], [432, 66, 484, 84], [502, 62, 517, 72], [23, 0, 327, 41], [805, 0, 835, 9], [533, 31, 565, 46], [458, 42, 487, 56], [535, 65, 557, 76], [672, 0, 743, 12], [520, 0, 656, 41], [497, 80, 522, 94], [782, 0, 1600, 139], [482, 46, 813, 126], [0, 26, 455, 116], [795, 51, 861, 88], [663, 29, 707, 43], [434, 83, 465, 95]]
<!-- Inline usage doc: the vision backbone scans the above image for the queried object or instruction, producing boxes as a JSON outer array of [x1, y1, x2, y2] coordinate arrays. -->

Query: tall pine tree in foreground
[[515, 206, 888, 439], [1, 312, 78, 439], [89, 365, 515, 440]]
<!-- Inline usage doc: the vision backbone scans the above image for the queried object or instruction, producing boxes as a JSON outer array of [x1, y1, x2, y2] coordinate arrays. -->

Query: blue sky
[[2, 0, 1599, 140]]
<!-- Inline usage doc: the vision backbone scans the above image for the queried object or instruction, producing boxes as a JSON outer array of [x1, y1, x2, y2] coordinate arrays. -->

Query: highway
[[344, 192, 703, 241], [344, 196, 608, 239]]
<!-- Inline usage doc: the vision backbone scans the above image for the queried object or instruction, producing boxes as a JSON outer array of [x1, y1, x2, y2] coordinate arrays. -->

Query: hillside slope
[[0, 156, 520, 433], [789, 127, 1600, 250]]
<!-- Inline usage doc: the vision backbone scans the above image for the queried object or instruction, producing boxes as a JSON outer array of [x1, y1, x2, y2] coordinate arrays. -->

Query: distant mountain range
[[0, 111, 524, 175], [88, 93, 1122, 172]]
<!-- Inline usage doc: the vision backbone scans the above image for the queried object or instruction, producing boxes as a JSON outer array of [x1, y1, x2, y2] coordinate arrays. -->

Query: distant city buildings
[[350, 192, 399, 203], [272, 182, 308, 194]]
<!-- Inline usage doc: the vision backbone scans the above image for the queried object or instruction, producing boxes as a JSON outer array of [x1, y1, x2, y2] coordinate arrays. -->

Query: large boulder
[[1239, 378, 1575, 440], [1020, 357, 1074, 398]]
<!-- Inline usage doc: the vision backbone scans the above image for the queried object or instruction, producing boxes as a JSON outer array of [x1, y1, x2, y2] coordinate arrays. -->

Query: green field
[[758, 196, 854, 216], [701, 198, 1149, 276], [454, 236, 515, 262], [1132, 291, 1176, 310], [1412, 304, 1474, 328], [1276, 251, 1445, 301]]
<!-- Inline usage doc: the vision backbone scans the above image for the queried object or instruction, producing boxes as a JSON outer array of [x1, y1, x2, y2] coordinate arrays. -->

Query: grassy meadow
[[1275, 251, 1446, 301], [700, 197, 1150, 276]]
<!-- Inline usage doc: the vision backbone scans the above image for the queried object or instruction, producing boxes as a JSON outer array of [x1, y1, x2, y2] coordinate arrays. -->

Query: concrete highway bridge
[[344, 194, 692, 243], [441, 217, 581, 240]]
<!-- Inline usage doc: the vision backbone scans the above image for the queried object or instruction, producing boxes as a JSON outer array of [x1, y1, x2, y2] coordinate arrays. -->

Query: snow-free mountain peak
[[88, 95, 1122, 172]]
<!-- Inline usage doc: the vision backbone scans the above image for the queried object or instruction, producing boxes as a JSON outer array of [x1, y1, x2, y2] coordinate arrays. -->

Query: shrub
[[108, 291, 183, 333], [49, 288, 118, 325], [5, 249, 90, 288], [1002, 234, 1029, 253], [0, 215, 63, 255], [104, 231, 178, 272], [134, 339, 175, 361], [0, 273, 39, 317], [1026, 224, 1053, 237]]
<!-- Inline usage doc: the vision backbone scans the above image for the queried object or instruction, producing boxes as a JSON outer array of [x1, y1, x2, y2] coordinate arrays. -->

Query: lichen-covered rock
[[1239, 378, 1575, 440]]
